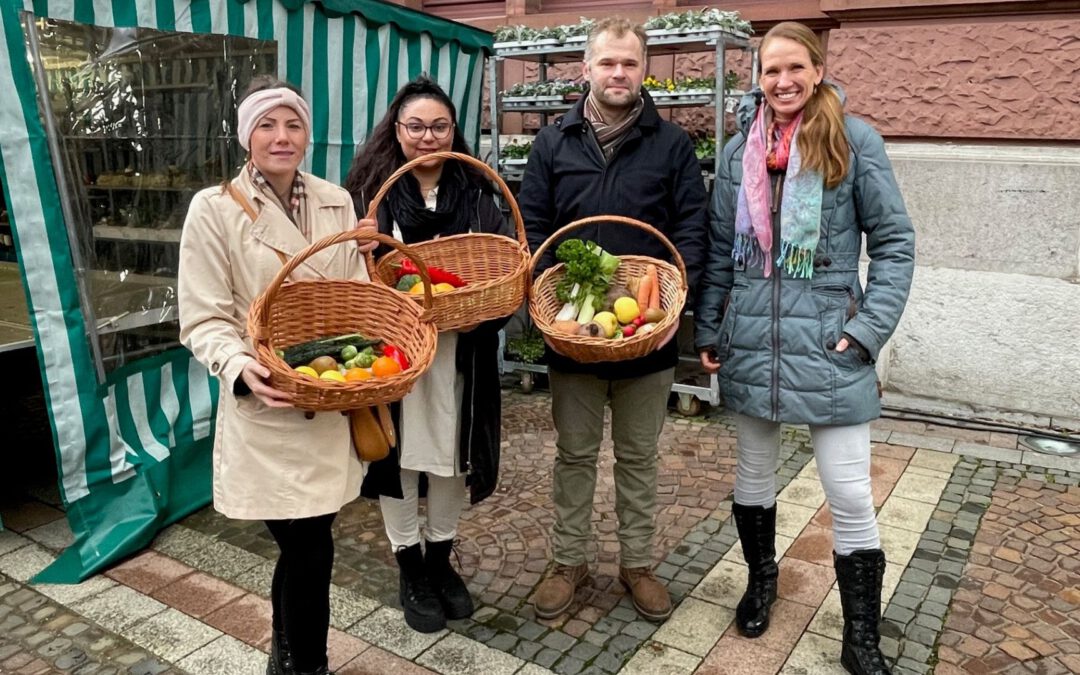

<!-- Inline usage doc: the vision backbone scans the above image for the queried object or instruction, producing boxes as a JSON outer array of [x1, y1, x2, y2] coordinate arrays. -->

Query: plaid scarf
[[583, 92, 644, 160], [248, 163, 309, 241]]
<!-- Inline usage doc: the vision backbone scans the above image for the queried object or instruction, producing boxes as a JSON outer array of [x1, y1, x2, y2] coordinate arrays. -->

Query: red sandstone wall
[[486, 18, 1080, 142], [827, 19, 1080, 141]]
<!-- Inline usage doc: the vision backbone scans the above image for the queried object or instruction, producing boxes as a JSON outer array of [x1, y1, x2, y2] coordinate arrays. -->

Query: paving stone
[[620, 641, 699, 674], [517, 620, 549, 641], [347, 606, 445, 659], [512, 639, 542, 660], [416, 632, 523, 675], [540, 630, 576, 653], [72, 587, 167, 634], [533, 647, 562, 669], [568, 641, 601, 662], [175, 635, 265, 675], [621, 621, 657, 640]]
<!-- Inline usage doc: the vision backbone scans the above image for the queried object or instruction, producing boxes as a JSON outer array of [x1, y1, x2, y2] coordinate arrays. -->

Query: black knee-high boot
[[395, 543, 446, 633], [425, 539, 474, 620], [266, 628, 295, 675], [732, 503, 779, 637], [835, 549, 891, 675]]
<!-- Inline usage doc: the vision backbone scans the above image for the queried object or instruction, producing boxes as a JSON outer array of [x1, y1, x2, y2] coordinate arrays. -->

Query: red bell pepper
[[396, 259, 467, 288], [381, 344, 410, 371]]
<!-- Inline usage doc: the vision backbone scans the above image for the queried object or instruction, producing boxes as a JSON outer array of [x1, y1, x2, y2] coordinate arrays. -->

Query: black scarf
[[386, 163, 473, 244]]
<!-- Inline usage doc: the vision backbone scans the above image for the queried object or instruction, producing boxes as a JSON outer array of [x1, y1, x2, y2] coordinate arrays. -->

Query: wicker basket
[[247, 230, 438, 411], [528, 216, 687, 363], [368, 151, 529, 332]]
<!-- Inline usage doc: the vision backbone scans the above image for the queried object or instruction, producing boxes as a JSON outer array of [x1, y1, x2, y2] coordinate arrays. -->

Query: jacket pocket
[[820, 304, 866, 372], [811, 283, 857, 319]]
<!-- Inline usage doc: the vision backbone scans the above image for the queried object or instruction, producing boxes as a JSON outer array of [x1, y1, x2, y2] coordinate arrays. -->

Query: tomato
[[382, 344, 410, 370]]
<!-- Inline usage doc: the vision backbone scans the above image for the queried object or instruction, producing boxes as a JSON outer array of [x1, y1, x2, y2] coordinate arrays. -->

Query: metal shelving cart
[[488, 25, 756, 415]]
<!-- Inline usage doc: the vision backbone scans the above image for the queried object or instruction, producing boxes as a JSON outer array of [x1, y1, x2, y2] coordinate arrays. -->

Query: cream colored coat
[[178, 169, 368, 520]]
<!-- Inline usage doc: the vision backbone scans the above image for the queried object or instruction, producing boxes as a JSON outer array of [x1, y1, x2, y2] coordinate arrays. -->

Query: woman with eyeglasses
[[343, 75, 511, 634]]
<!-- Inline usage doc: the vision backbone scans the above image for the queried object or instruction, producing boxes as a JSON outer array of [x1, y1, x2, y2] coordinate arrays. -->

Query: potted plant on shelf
[[501, 79, 585, 107], [644, 9, 752, 40], [493, 24, 540, 50], [554, 18, 594, 45], [499, 139, 532, 166]]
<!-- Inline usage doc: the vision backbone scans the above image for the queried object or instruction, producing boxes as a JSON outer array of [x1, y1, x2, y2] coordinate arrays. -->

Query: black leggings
[[265, 513, 337, 672]]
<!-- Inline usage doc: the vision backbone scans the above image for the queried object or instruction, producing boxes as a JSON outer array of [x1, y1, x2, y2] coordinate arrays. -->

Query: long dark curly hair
[[343, 75, 489, 213]]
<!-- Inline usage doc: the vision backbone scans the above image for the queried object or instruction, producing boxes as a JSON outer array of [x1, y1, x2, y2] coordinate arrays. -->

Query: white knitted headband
[[236, 87, 311, 150]]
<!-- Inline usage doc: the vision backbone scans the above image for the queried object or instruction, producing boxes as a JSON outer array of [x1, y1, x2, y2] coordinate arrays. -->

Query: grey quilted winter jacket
[[694, 87, 915, 425]]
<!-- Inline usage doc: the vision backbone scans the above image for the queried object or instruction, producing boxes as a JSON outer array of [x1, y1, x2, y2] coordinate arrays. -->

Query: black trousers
[[265, 512, 337, 672]]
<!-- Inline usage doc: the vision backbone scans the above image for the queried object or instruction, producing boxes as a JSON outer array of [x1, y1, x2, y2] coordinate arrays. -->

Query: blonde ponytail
[[798, 84, 849, 189]]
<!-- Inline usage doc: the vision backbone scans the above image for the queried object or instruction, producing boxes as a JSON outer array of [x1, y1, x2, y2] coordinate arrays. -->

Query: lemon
[[613, 297, 640, 325], [294, 366, 318, 378], [319, 370, 346, 382], [433, 282, 456, 294], [409, 282, 425, 295]]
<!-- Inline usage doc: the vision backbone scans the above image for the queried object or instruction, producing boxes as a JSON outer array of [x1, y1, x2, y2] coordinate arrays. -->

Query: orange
[[370, 356, 402, 378], [344, 368, 372, 382]]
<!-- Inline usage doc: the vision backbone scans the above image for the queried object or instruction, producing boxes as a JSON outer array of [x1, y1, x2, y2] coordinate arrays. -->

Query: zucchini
[[282, 333, 382, 367]]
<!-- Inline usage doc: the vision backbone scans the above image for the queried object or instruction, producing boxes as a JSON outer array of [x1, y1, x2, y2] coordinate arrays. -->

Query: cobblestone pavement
[[0, 390, 1078, 675]]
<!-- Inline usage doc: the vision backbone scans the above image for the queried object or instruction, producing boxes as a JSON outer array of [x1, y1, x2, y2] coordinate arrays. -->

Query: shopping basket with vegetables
[[528, 216, 687, 363], [368, 151, 529, 332], [247, 230, 438, 411]]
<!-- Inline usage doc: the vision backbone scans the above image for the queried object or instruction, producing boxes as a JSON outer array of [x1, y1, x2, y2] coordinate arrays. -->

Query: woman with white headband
[[178, 75, 374, 675]]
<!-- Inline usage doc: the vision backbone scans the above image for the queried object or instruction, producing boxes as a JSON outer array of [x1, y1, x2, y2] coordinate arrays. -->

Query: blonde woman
[[695, 22, 914, 675]]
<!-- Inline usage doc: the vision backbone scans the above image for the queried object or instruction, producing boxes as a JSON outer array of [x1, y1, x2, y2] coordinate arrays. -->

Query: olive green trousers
[[548, 367, 675, 568]]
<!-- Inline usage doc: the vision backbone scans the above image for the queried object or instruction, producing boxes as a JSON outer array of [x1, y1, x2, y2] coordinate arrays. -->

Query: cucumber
[[282, 333, 382, 367]]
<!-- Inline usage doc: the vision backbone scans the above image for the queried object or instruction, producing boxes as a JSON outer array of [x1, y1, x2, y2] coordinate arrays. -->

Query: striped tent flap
[[0, 0, 490, 582]]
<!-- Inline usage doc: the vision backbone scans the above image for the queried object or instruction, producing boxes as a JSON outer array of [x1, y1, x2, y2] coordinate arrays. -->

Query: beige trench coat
[[178, 169, 368, 520]]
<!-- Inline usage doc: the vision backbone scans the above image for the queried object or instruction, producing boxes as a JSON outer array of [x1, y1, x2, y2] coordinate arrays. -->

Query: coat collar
[[232, 169, 349, 278], [557, 87, 661, 134]]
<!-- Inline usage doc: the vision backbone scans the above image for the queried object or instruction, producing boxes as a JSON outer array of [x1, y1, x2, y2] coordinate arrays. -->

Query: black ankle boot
[[732, 503, 779, 638], [425, 538, 474, 620], [266, 628, 295, 675], [294, 668, 333, 675], [835, 549, 892, 675], [395, 543, 446, 633]]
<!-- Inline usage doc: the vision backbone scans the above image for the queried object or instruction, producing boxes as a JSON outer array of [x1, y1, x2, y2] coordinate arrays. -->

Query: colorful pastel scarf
[[733, 104, 824, 278]]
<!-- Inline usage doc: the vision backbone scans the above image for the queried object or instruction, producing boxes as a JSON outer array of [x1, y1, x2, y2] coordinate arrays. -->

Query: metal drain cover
[[1020, 436, 1080, 456]]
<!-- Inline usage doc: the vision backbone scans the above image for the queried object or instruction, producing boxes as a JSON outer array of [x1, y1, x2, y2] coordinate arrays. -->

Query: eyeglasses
[[397, 121, 454, 140]]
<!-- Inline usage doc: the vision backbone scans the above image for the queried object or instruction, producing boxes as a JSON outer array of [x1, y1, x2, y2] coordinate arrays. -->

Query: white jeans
[[732, 412, 880, 555], [379, 469, 467, 550]]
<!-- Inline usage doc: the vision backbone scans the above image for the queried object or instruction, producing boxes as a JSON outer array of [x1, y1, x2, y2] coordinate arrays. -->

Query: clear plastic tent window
[[25, 16, 276, 375]]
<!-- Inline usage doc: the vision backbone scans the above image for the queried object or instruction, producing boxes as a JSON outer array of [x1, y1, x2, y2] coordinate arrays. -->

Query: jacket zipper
[[583, 124, 610, 247], [770, 173, 784, 420]]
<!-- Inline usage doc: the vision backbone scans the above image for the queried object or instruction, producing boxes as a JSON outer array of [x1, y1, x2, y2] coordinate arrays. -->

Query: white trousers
[[732, 412, 880, 555], [379, 468, 467, 550]]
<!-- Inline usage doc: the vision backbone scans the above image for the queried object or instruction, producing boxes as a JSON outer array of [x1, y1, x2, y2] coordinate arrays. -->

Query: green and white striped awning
[[0, 0, 490, 582]]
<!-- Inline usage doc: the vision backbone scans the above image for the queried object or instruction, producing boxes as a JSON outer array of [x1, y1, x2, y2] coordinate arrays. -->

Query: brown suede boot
[[532, 563, 588, 619], [619, 566, 672, 621]]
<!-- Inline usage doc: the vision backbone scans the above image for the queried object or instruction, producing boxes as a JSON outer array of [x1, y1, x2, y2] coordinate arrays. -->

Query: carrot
[[635, 273, 652, 310], [647, 264, 660, 310]]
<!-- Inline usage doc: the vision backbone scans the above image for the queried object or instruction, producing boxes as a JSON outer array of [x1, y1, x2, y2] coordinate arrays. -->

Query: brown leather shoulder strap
[[227, 182, 289, 266]]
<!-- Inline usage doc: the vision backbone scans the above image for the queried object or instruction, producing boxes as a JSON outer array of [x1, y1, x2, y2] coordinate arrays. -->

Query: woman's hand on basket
[[699, 349, 722, 374], [355, 219, 380, 253], [240, 360, 294, 408]]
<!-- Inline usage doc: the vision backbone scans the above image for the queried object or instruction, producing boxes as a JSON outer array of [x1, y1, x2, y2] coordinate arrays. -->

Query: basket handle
[[527, 215, 688, 290], [251, 229, 434, 340], [362, 151, 527, 265]]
